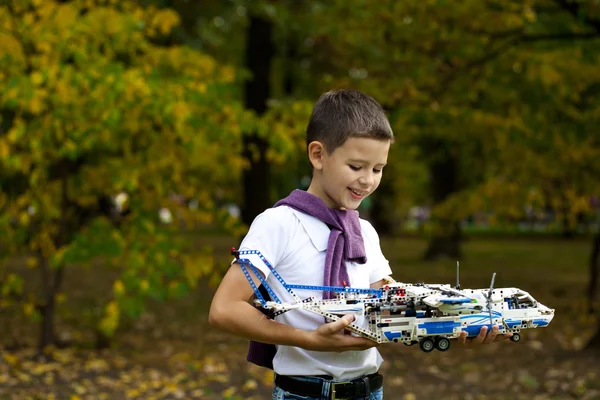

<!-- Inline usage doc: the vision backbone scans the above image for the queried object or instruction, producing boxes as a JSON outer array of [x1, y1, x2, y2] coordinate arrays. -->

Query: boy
[[209, 89, 509, 400]]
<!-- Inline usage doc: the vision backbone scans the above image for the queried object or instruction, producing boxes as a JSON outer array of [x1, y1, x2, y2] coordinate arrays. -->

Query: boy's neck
[[306, 183, 346, 210]]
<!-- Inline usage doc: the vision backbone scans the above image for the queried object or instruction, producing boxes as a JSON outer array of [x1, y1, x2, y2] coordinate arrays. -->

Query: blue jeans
[[272, 375, 384, 400]]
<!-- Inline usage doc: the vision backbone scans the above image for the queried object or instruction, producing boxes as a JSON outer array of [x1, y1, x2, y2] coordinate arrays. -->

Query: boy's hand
[[306, 315, 378, 352], [457, 325, 513, 347]]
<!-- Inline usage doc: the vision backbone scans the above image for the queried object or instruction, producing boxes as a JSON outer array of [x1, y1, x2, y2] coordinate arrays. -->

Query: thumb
[[328, 314, 355, 331]]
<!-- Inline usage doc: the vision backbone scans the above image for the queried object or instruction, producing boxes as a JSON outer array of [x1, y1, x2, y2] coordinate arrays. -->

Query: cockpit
[[505, 290, 537, 309]]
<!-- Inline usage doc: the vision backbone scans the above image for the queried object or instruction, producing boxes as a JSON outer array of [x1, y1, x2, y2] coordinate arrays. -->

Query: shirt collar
[[290, 209, 330, 252]]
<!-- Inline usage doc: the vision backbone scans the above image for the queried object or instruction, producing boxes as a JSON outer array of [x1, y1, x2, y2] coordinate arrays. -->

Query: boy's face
[[308, 137, 390, 210]]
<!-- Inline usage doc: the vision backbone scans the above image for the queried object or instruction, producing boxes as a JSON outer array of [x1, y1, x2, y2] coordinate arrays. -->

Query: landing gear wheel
[[403, 341, 415, 346], [435, 337, 451, 351], [420, 338, 435, 353], [510, 332, 521, 342]]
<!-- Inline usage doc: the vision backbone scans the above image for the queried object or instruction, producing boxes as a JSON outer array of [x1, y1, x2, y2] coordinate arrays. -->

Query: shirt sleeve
[[361, 220, 393, 284], [236, 207, 297, 280]]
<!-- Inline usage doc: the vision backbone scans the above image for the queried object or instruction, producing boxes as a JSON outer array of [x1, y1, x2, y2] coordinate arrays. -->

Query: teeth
[[351, 189, 365, 196]]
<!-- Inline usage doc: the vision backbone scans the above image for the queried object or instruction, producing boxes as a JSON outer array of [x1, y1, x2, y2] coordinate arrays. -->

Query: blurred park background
[[1, 0, 600, 399]]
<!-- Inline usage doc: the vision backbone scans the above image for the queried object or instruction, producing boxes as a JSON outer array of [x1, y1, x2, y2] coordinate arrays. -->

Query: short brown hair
[[306, 89, 394, 154]]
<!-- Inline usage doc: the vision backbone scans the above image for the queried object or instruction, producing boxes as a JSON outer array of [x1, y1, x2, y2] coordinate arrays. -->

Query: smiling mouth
[[349, 188, 368, 198]]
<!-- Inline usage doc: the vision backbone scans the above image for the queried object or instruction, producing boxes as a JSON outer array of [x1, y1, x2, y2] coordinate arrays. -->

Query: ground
[[1, 236, 599, 400]]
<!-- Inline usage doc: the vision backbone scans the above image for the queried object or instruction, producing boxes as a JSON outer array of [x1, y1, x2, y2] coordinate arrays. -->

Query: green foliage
[[0, 0, 248, 338], [1, 0, 600, 346], [258, 0, 600, 231]]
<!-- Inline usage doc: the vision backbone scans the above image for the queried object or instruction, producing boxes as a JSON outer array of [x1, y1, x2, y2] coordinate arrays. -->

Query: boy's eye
[[373, 169, 382, 174], [349, 165, 361, 171]]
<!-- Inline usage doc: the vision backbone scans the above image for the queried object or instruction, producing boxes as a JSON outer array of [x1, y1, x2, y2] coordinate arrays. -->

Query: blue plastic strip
[[440, 298, 471, 304], [286, 284, 382, 295], [238, 250, 299, 300], [238, 261, 266, 306], [247, 263, 281, 304], [236, 249, 384, 300]]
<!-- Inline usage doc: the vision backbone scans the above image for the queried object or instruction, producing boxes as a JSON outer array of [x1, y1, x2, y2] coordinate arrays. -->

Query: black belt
[[275, 373, 383, 399]]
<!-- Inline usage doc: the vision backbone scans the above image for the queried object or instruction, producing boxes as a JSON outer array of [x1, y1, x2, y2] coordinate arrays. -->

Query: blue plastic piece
[[384, 331, 402, 341], [286, 284, 382, 295], [237, 249, 383, 300], [238, 250, 298, 299], [462, 324, 496, 337], [246, 262, 281, 304], [440, 298, 471, 304], [238, 261, 266, 306], [505, 319, 522, 328], [418, 321, 461, 335]]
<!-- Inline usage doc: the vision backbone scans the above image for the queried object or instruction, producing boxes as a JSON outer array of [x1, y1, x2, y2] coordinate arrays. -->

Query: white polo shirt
[[238, 205, 392, 380]]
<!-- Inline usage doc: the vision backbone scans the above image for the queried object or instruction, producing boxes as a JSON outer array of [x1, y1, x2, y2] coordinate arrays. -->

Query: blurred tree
[[155, 0, 312, 223], [161, 0, 600, 302], [271, 0, 600, 259], [124, 1, 600, 349], [0, 0, 249, 353], [241, 15, 274, 226], [421, 0, 600, 347]]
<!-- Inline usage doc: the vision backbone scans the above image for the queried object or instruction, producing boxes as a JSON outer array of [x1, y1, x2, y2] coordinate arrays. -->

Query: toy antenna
[[455, 261, 460, 290], [486, 272, 496, 326]]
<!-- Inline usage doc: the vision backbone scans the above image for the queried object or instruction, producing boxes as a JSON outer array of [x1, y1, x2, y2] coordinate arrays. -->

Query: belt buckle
[[330, 381, 348, 400], [330, 382, 340, 400]]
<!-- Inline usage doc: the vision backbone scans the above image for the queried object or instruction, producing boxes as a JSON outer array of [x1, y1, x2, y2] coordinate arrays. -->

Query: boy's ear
[[307, 141, 326, 170]]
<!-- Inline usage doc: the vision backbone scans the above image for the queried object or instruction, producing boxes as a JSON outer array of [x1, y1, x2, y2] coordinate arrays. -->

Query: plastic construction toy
[[232, 249, 555, 352]]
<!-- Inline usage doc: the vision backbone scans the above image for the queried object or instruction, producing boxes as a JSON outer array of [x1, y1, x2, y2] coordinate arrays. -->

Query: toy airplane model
[[233, 249, 555, 352]]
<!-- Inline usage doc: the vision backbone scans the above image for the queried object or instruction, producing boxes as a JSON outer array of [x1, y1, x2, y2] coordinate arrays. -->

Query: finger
[[474, 326, 488, 344], [351, 337, 379, 350], [336, 334, 377, 352], [324, 314, 354, 334], [457, 331, 468, 344], [484, 325, 499, 344], [494, 333, 513, 342]]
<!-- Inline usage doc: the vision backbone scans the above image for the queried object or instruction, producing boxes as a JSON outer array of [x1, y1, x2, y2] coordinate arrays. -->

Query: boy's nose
[[358, 173, 375, 187]]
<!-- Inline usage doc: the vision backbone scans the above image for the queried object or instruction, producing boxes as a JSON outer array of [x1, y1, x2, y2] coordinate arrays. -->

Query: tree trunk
[[424, 151, 462, 260], [37, 254, 64, 355], [242, 16, 274, 226], [424, 222, 462, 260], [587, 329, 600, 350], [588, 232, 600, 313], [584, 232, 600, 350], [38, 296, 56, 353], [561, 194, 575, 239]]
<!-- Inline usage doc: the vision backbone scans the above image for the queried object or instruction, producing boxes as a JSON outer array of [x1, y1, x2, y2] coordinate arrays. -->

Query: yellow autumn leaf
[[2, 353, 19, 366], [55, 293, 67, 304], [99, 300, 120, 336], [222, 387, 237, 398], [0, 139, 9, 158], [44, 374, 55, 385], [23, 302, 35, 316], [113, 280, 125, 296], [26, 257, 38, 269], [28, 96, 45, 115], [242, 379, 258, 391], [30, 71, 44, 86]]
